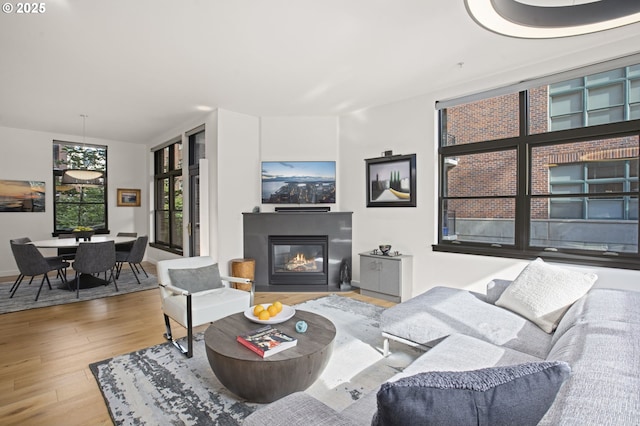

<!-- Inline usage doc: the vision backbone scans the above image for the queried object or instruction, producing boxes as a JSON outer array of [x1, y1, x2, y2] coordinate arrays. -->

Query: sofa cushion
[[381, 286, 553, 358], [496, 258, 597, 333], [372, 361, 571, 426], [168, 263, 223, 293], [542, 320, 640, 425]]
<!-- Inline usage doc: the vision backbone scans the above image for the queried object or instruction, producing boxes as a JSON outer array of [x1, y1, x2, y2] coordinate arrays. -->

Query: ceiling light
[[466, 0, 640, 38], [64, 169, 103, 180]]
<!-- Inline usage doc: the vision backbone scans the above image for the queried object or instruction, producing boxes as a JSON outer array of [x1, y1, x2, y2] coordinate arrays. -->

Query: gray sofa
[[243, 283, 640, 425]]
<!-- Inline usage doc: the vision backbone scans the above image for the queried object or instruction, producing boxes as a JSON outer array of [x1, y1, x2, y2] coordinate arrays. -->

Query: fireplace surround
[[243, 211, 352, 292]]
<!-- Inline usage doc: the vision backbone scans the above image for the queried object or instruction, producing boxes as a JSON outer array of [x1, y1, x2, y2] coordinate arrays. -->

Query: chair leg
[[9, 276, 25, 298], [10, 274, 23, 293], [35, 274, 51, 301], [163, 295, 194, 358], [128, 263, 141, 284], [137, 263, 148, 278], [76, 272, 81, 299], [110, 267, 118, 292]]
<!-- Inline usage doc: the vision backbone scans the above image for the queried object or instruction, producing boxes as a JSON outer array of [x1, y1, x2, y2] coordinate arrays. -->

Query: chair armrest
[[221, 275, 251, 285], [159, 282, 229, 298]]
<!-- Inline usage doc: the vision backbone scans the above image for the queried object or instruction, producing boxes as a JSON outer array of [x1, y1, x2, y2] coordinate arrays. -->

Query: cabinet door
[[378, 259, 400, 297], [360, 257, 380, 292]]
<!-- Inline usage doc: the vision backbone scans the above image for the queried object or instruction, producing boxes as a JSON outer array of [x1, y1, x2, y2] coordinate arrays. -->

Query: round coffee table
[[204, 309, 336, 403]]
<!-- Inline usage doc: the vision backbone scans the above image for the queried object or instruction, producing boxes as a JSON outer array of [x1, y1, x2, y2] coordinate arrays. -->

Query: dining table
[[29, 235, 137, 290]]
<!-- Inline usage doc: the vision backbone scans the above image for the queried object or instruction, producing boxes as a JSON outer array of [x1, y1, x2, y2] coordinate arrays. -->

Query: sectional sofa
[[243, 258, 640, 425]]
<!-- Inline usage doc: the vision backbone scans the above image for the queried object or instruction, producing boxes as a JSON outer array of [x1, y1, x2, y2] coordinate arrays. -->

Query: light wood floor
[[0, 263, 394, 425]]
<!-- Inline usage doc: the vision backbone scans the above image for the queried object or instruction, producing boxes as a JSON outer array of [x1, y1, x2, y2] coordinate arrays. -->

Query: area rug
[[90, 294, 422, 425], [0, 269, 158, 314]]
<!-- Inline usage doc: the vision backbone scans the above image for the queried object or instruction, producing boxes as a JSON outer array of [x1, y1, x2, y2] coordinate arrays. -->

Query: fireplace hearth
[[243, 212, 352, 292]]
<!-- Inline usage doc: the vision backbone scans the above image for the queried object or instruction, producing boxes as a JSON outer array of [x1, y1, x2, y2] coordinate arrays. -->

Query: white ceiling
[[1, 0, 639, 143]]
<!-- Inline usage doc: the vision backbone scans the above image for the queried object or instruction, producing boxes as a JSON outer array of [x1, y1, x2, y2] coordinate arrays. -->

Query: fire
[[285, 253, 318, 271]]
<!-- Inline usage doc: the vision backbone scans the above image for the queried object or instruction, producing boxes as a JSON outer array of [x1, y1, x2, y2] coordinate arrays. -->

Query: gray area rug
[[0, 268, 157, 314], [91, 294, 422, 425]]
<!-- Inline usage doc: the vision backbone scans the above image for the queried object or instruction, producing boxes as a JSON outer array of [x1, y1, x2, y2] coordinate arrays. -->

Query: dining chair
[[9, 240, 70, 301], [57, 233, 78, 261], [115, 232, 137, 253], [72, 241, 118, 299], [115, 235, 148, 284], [9, 237, 69, 289]]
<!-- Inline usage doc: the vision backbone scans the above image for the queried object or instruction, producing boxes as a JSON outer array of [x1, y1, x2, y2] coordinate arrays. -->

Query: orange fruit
[[273, 301, 283, 312], [258, 310, 270, 321], [253, 305, 265, 317], [267, 305, 278, 317]]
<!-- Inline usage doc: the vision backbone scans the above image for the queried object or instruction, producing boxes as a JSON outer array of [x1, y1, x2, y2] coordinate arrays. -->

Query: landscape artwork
[[366, 154, 416, 207], [262, 161, 336, 204], [0, 179, 45, 212]]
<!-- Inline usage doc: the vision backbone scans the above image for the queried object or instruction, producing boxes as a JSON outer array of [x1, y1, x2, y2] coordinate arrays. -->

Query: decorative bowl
[[244, 304, 296, 325], [379, 244, 392, 255]]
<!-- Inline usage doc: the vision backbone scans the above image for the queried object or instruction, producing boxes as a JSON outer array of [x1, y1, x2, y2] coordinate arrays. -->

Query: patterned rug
[[0, 268, 158, 314], [90, 294, 422, 425]]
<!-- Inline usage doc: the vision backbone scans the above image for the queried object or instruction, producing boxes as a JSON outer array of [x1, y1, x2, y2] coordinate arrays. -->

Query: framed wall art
[[365, 154, 416, 207], [0, 179, 45, 212], [117, 188, 141, 207]]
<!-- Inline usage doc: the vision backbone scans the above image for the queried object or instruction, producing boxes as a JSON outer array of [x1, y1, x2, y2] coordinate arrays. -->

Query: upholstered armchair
[[157, 256, 253, 358]]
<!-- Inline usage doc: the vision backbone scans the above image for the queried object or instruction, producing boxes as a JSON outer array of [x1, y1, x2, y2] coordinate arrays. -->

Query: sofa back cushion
[[496, 258, 597, 333], [372, 362, 570, 426]]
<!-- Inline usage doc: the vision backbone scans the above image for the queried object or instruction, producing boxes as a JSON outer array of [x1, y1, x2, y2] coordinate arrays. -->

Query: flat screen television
[[262, 161, 336, 204]]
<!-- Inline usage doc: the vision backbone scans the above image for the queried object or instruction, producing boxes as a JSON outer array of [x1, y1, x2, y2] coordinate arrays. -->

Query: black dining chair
[[115, 232, 137, 253], [72, 241, 118, 299], [9, 237, 69, 289], [115, 235, 148, 284], [9, 240, 70, 301], [57, 233, 78, 261]]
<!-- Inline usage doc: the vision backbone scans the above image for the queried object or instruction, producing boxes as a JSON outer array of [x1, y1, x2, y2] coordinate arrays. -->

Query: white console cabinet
[[358, 252, 412, 302]]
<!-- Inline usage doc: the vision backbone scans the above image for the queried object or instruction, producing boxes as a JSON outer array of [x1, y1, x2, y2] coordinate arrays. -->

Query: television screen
[[262, 161, 336, 204]]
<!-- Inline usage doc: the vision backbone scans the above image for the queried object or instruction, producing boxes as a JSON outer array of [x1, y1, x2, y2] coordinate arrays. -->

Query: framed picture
[[117, 188, 141, 207], [365, 154, 416, 207], [0, 179, 45, 212]]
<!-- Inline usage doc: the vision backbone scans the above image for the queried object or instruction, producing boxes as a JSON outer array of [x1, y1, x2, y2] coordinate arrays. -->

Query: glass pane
[[162, 147, 169, 173], [629, 79, 640, 103], [587, 84, 623, 110], [589, 183, 623, 193], [550, 92, 583, 115], [631, 104, 640, 120], [531, 136, 639, 195], [630, 197, 638, 220], [550, 184, 583, 194], [172, 211, 183, 248], [588, 199, 624, 219], [156, 211, 169, 244], [587, 161, 626, 179], [630, 160, 638, 178], [586, 69, 624, 85], [550, 114, 583, 131], [629, 65, 640, 78], [531, 197, 637, 253], [443, 150, 517, 197], [588, 106, 624, 125], [190, 131, 206, 165], [549, 78, 583, 93], [443, 198, 515, 244], [173, 176, 183, 211], [157, 178, 169, 210], [442, 93, 519, 146], [173, 143, 183, 170]]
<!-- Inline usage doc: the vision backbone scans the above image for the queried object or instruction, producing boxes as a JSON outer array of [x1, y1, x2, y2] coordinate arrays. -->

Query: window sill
[[432, 243, 640, 271], [149, 242, 183, 256]]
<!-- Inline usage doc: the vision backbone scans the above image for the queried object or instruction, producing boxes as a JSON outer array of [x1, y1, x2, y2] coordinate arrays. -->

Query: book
[[237, 325, 298, 358]]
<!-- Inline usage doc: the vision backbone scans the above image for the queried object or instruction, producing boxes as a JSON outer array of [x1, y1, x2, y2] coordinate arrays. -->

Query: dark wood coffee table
[[204, 309, 336, 403]]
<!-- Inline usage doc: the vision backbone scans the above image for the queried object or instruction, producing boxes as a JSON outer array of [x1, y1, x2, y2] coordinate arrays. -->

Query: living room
[[1, 1, 640, 424]]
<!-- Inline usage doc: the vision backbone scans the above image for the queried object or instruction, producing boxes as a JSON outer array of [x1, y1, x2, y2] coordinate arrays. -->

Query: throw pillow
[[495, 258, 597, 333], [372, 361, 571, 426], [167, 263, 223, 293]]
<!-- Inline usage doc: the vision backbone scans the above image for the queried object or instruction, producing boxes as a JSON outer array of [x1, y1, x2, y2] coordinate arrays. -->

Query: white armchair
[[157, 256, 253, 358]]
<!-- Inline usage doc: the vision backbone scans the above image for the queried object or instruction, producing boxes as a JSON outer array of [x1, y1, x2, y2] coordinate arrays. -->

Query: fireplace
[[243, 211, 352, 292], [268, 236, 328, 285]]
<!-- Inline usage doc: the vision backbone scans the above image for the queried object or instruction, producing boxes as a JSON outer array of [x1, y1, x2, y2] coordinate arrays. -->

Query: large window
[[437, 62, 640, 269], [53, 141, 107, 233], [153, 139, 183, 253]]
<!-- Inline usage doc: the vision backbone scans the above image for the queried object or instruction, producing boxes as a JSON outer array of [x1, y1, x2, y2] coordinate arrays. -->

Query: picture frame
[[365, 154, 416, 207], [117, 188, 141, 207]]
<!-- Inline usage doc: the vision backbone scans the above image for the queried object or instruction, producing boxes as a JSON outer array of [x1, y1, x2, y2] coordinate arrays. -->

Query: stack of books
[[237, 325, 298, 358]]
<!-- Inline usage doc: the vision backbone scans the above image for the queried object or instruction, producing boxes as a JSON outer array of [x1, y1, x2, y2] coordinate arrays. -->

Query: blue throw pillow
[[167, 263, 223, 293], [372, 361, 571, 426]]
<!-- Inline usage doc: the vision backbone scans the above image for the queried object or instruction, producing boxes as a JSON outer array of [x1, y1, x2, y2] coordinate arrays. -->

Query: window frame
[[435, 90, 640, 270], [52, 140, 109, 235], [151, 139, 183, 254]]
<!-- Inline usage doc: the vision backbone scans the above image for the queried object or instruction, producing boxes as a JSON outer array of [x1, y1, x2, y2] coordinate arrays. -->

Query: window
[[153, 139, 183, 253], [437, 62, 640, 269], [53, 141, 107, 233]]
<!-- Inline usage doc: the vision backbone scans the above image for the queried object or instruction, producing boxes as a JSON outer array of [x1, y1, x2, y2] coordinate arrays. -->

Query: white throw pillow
[[495, 258, 597, 333]]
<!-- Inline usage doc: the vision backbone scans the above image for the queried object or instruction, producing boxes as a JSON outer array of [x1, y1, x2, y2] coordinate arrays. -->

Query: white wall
[[0, 125, 148, 276], [339, 94, 640, 295]]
